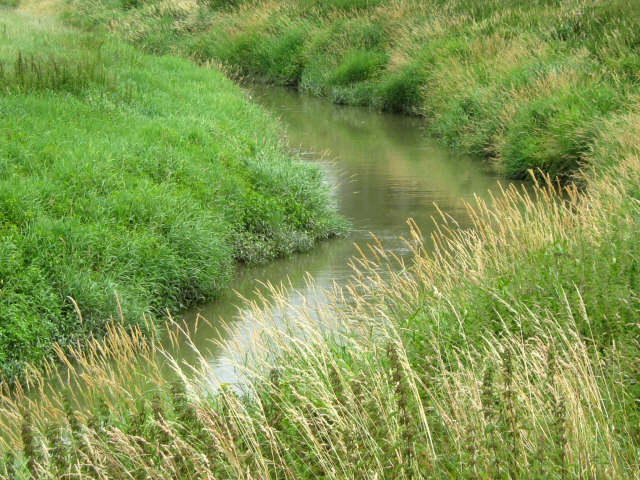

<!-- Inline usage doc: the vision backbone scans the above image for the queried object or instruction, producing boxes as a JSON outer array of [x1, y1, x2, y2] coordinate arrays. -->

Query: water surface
[[177, 86, 517, 383]]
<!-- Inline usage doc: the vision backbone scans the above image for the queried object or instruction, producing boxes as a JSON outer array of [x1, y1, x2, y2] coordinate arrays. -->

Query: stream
[[175, 85, 520, 385]]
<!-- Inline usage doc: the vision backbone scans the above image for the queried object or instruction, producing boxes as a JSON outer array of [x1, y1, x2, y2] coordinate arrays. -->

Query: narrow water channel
[[177, 85, 519, 385]]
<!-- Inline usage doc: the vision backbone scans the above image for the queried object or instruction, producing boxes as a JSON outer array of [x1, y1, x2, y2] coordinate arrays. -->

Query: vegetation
[[1, 1, 639, 479], [0, 0, 19, 8], [1, 111, 639, 477], [0, 8, 345, 379], [68, 0, 640, 179]]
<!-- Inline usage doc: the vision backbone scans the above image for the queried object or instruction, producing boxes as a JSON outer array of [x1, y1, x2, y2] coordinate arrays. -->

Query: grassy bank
[[0, 5, 345, 378], [68, 0, 640, 179], [1, 107, 639, 478], [1, 1, 639, 479]]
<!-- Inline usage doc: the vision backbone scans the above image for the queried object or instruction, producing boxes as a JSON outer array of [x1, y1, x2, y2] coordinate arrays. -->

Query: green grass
[[0, 0, 19, 8], [2, 111, 639, 477], [1, 1, 639, 478], [67, 0, 640, 179], [0, 9, 345, 379]]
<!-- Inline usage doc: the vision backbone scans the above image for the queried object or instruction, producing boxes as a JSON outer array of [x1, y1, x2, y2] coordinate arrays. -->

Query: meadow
[[68, 0, 640, 179], [0, 3, 344, 378]]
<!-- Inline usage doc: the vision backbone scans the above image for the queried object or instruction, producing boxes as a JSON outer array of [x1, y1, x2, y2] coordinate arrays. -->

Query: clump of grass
[[327, 49, 387, 85], [0, 50, 111, 94]]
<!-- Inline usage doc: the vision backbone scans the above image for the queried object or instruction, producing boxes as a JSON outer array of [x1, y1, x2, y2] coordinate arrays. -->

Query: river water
[[176, 85, 517, 385]]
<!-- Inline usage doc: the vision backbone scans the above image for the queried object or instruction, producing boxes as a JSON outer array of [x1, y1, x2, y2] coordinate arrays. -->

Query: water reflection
[[176, 86, 517, 385]]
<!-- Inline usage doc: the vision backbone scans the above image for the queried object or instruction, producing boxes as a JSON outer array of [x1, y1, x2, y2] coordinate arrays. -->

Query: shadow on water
[[174, 85, 523, 385]]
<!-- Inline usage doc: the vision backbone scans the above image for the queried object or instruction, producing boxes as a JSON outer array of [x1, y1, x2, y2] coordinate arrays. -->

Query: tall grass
[[0, 50, 111, 94], [2, 103, 638, 478], [0, 8, 345, 379], [67, 0, 640, 179], [2, 1, 638, 477]]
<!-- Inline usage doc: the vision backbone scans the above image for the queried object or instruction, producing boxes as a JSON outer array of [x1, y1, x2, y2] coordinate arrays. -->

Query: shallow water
[[177, 85, 519, 385]]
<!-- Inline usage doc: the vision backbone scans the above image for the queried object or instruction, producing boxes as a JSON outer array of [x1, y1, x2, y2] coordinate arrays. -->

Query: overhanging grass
[[2, 106, 639, 478], [0, 9, 345, 378]]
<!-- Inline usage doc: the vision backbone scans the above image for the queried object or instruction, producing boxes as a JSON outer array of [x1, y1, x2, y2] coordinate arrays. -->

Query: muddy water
[[176, 86, 518, 385]]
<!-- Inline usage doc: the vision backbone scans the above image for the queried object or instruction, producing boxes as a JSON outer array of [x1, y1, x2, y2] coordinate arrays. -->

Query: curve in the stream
[[175, 85, 522, 385]]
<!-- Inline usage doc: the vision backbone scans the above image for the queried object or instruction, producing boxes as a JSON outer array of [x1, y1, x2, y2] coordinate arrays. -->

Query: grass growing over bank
[[2, 1, 639, 478], [68, 0, 640, 179], [0, 7, 345, 379], [1, 105, 639, 478]]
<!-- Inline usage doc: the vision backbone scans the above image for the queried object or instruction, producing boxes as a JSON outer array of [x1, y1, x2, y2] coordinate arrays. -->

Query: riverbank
[[68, 0, 640, 179], [0, 4, 344, 379], [2, 110, 639, 477], [1, 0, 639, 478]]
